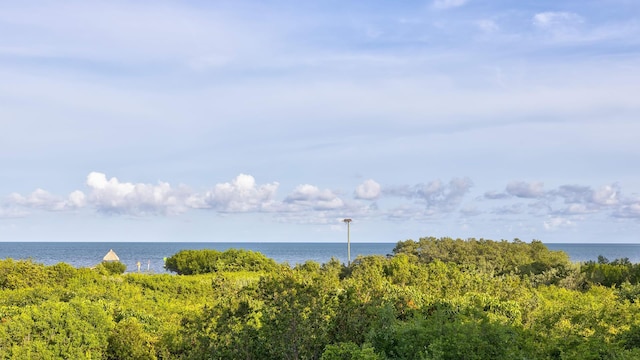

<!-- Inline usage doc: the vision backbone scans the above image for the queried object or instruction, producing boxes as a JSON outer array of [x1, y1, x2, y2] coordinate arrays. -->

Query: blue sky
[[1, 0, 639, 243]]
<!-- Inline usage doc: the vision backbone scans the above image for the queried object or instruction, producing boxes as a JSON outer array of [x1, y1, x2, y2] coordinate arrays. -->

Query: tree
[[164, 248, 279, 275]]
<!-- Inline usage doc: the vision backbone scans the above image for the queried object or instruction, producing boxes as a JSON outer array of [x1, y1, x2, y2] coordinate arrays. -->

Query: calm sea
[[0, 242, 638, 273], [0, 242, 394, 273]]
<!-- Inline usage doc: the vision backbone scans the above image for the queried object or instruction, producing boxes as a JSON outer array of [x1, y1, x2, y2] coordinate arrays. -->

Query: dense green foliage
[[581, 256, 640, 288], [164, 248, 279, 275], [394, 237, 572, 275], [2, 239, 640, 359], [97, 261, 127, 275]]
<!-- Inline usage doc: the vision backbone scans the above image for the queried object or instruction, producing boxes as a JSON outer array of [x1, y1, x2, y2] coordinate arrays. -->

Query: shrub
[[321, 342, 381, 360], [164, 248, 279, 275], [97, 261, 126, 275], [107, 317, 156, 360]]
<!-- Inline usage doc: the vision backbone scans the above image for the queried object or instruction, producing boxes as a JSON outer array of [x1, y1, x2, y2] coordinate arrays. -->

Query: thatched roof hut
[[103, 249, 120, 262]]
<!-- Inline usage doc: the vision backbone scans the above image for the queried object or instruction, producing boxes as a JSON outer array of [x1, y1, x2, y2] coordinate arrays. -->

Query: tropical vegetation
[[2, 237, 640, 359]]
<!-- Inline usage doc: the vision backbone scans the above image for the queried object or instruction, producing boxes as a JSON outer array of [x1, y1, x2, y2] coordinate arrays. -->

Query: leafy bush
[[393, 237, 572, 282], [164, 248, 279, 275], [107, 317, 156, 360], [97, 261, 126, 275], [321, 342, 381, 359], [0, 259, 48, 290], [581, 257, 640, 287]]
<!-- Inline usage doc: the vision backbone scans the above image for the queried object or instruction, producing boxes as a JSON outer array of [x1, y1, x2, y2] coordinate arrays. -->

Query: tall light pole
[[343, 218, 352, 266]]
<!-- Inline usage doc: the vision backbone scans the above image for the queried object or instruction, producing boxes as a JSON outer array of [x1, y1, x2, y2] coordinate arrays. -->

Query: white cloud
[[506, 181, 545, 199], [69, 190, 87, 208], [533, 11, 585, 40], [190, 174, 279, 212], [614, 202, 640, 219], [0, 206, 29, 219], [284, 184, 344, 210], [83, 172, 280, 215], [592, 185, 619, 206], [3, 172, 640, 238], [553, 185, 591, 204], [7, 188, 84, 211], [483, 182, 637, 224], [355, 179, 381, 200], [86, 172, 188, 215], [433, 0, 468, 10], [533, 12, 584, 28], [384, 178, 472, 213], [552, 184, 619, 209], [544, 216, 575, 230], [484, 191, 509, 200]]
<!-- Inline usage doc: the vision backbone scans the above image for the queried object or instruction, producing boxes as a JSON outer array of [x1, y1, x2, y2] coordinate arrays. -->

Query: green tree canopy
[[164, 248, 280, 275]]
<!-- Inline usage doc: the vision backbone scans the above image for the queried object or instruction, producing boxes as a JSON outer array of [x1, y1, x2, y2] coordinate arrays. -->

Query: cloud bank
[[3, 174, 639, 231]]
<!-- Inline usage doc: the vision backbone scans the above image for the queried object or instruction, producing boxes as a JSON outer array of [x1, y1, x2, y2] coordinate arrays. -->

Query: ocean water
[[1, 242, 639, 273], [0, 242, 396, 273], [545, 243, 640, 264]]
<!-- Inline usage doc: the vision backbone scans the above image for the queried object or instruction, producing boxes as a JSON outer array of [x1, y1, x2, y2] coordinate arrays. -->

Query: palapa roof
[[103, 249, 120, 262]]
